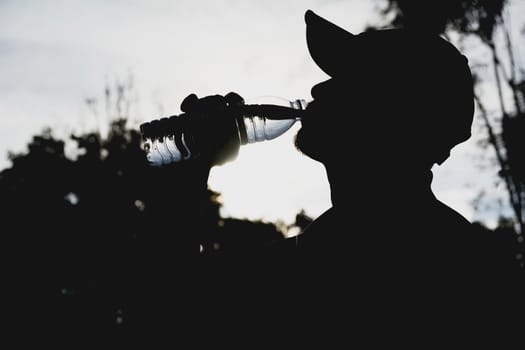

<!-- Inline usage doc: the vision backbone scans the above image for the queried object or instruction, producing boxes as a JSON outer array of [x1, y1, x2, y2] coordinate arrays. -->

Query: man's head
[[295, 10, 474, 172]]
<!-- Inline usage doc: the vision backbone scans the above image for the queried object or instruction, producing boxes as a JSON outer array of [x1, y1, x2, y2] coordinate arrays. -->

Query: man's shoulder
[[432, 196, 472, 228]]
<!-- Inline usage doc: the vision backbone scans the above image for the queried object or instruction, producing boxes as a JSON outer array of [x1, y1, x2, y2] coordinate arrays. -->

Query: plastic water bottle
[[139, 96, 307, 166]]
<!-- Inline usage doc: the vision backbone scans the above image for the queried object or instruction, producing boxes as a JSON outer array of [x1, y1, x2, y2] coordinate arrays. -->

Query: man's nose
[[310, 79, 332, 99]]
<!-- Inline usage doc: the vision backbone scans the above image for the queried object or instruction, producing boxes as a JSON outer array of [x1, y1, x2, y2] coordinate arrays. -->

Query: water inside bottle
[[240, 97, 307, 144]]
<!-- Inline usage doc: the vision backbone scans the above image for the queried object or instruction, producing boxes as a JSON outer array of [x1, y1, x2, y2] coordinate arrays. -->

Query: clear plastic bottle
[[139, 96, 307, 166]]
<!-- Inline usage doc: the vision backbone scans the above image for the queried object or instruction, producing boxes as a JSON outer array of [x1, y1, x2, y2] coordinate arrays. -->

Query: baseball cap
[[305, 9, 471, 80]]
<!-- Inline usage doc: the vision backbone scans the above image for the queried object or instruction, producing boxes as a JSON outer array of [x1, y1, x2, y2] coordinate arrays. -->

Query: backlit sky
[[1, 0, 523, 227]]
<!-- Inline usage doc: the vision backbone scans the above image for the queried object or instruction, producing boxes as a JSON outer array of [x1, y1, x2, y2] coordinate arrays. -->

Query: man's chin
[[294, 129, 323, 162]]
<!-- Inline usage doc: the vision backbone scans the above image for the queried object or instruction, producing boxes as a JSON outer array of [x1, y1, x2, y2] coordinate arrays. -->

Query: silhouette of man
[[171, 9, 524, 340]]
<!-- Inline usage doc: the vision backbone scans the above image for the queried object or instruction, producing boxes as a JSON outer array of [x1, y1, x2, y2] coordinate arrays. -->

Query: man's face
[[295, 56, 475, 171]]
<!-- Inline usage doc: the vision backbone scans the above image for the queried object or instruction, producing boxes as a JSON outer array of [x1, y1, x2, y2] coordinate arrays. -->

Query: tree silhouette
[[1, 116, 290, 335]]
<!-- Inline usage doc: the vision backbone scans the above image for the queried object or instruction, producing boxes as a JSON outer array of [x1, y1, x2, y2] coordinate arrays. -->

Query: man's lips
[[301, 100, 317, 123]]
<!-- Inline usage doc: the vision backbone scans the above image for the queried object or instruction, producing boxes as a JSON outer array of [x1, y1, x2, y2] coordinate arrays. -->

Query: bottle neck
[[235, 99, 306, 145], [237, 102, 306, 120]]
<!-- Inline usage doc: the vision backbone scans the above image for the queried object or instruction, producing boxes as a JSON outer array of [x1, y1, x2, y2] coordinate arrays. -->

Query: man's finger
[[180, 93, 199, 112], [225, 92, 245, 107]]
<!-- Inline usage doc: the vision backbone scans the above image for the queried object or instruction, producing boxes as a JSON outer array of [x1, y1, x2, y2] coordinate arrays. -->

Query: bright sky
[[1, 0, 523, 227]]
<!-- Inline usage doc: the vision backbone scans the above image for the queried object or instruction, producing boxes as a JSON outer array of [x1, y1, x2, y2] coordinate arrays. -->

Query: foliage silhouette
[[1, 119, 293, 335], [382, 0, 506, 37]]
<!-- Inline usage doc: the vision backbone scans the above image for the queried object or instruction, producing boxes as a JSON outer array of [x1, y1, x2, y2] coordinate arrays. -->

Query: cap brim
[[305, 10, 355, 77]]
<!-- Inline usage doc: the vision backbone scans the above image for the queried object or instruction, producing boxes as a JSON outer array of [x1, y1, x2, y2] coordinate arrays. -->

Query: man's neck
[[327, 167, 434, 209]]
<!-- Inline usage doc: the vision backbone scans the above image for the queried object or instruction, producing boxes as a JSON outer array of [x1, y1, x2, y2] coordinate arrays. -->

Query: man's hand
[[180, 92, 245, 167]]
